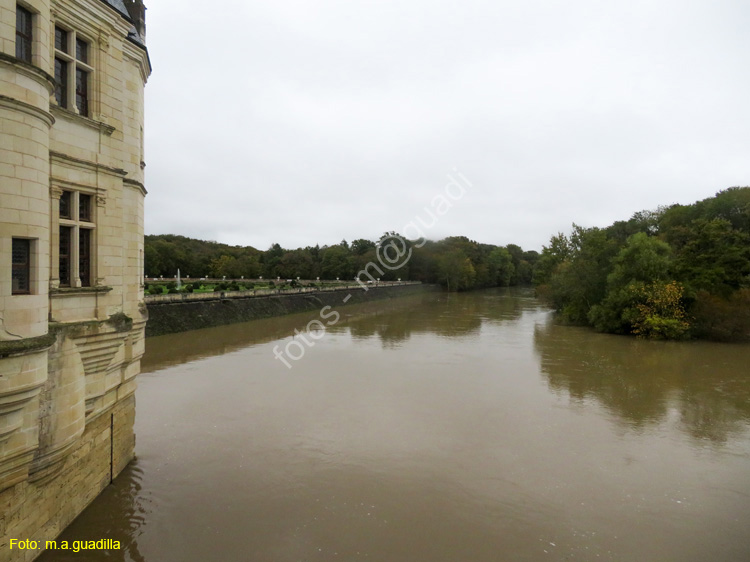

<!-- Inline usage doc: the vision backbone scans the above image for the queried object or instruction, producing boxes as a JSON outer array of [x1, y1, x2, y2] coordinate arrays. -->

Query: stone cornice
[[54, 0, 131, 36], [0, 95, 55, 128], [49, 286, 113, 297], [0, 333, 56, 359], [50, 106, 116, 136], [49, 312, 134, 335], [123, 41, 151, 83], [50, 178, 107, 196], [123, 177, 147, 196], [50, 151, 127, 177], [0, 53, 56, 94]]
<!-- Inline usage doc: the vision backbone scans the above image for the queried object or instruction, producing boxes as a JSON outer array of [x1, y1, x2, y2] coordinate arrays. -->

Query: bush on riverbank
[[535, 187, 750, 341]]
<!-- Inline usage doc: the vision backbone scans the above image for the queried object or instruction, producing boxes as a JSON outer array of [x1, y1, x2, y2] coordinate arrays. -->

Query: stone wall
[[0, 395, 135, 562], [146, 284, 438, 337], [0, 313, 144, 561]]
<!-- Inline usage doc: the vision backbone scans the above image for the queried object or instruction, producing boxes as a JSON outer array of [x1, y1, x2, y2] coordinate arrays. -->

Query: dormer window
[[16, 5, 33, 63]]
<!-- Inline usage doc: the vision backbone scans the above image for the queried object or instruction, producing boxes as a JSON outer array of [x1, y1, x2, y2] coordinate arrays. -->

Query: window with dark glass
[[60, 190, 72, 219], [54, 27, 69, 108], [79, 194, 91, 222], [76, 38, 87, 63], [55, 58, 68, 107], [12, 238, 31, 295], [54, 28, 92, 116], [79, 229, 91, 287], [16, 5, 33, 63], [59, 226, 72, 286], [55, 26, 68, 52], [58, 191, 96, 287], [75, 68, 89, 115]]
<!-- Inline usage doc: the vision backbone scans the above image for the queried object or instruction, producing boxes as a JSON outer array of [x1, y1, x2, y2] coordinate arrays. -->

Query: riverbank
[[145, 283, 438, 337]]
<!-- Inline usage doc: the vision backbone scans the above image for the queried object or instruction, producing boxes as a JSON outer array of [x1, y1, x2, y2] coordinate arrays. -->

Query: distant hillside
[[145, 234, 261, 279], [144, 233, 538, 290]]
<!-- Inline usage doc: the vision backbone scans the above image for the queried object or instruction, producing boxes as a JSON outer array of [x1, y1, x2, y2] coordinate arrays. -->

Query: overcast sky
[[143, 0, 749, 251]]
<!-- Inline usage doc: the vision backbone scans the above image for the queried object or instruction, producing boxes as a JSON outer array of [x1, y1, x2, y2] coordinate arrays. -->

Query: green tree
[[236, 255, 261, 279], [277, 249, 315, 279], [437, 249, 476, 291], [210, 255, 240, 278], [669, 218, 750, 297], [533, 233, 571, 286], [351, 238, 376, 255], [144, 243, 163, 277], [320, 244, 353, 280], [262, 243, 285, 278], [589, 233, 672, 333], [607, 232, 671, 287], [488, 247, 514, 286], [376, 232, 411, 281]]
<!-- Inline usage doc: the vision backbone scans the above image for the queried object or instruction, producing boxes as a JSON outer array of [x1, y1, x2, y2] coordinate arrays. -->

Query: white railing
[[144, 281, 422, 304]]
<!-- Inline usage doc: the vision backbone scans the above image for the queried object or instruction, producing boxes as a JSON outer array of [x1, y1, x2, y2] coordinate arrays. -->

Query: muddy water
[[41, 289, 750, 561]]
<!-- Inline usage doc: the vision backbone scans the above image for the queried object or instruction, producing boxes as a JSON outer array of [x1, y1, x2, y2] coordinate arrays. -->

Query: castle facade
[[0, 0, 150, 557]]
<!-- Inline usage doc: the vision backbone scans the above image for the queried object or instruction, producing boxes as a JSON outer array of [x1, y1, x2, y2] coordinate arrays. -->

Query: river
[[40, 288, 750, 561]]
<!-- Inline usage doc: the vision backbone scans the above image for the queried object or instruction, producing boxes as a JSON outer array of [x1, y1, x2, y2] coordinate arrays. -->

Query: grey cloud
[[145, 0, 750, 251]]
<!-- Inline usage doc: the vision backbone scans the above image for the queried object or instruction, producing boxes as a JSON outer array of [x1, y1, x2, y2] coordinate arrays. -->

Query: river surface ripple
[[42, 288, 750, 562]]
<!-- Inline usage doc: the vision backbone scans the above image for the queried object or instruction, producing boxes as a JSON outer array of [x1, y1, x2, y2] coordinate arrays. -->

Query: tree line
[[144, 233, 539, 291], [145, 186, 750, 341]]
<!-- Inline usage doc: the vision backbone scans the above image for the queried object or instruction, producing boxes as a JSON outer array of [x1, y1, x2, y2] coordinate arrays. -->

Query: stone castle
[[0, 0, 150, 558]]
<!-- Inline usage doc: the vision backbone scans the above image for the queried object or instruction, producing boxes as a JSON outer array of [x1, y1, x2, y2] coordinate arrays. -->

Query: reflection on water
[[38, 462, 148, 561], [534, 319, 750, 443], [141, 291, 536, 371], [41, 288, 750, 562], [140, 294, 441, 371], [341, 290, 532, 345]]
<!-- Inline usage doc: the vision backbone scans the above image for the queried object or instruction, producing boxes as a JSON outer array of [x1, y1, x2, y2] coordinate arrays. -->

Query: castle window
[[79, 229, 92, 287], [55, 58, 68, 107], [76, 68, 89, 115], [11, 238, 31, 295], [59, 226, 72, 286], [55, 26, 68, 52], [79, 194, 91, 222], [16, 5, 33, 63], [60, 190, 72, 219], [58, 190, 95, 287], [76, 39, 88, 63], [54, 26, 93, 117]]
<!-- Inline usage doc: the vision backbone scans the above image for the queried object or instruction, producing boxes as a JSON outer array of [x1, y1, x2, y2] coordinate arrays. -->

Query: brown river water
[[40, 288, 750, 561]]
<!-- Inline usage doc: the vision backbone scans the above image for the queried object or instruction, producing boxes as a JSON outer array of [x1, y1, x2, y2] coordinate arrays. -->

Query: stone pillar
[[49, 186, 62, 289], [71, 191, 81, 288]]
